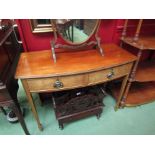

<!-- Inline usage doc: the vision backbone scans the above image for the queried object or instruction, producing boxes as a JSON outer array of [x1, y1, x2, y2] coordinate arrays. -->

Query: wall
[[16, 19, 155, 60], [16, 19, 118, 52]]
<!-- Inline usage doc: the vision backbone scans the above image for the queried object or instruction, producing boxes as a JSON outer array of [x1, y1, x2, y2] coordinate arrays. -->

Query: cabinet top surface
[[15, 44, 137, 79]]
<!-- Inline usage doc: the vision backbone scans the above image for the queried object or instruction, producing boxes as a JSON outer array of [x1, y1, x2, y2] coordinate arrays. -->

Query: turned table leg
[[21, 79, 43, 131]]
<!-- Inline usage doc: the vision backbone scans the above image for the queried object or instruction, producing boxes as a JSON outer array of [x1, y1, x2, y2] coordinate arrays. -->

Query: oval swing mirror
[[50, 19, 103, 63], [56, 19, 98, 44]]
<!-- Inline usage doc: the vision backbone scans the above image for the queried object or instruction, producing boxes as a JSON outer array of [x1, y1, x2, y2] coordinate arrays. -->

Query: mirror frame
[[53, 19, 100, 45], [50, 19, 103, 63], [30, 19, 53, 33]]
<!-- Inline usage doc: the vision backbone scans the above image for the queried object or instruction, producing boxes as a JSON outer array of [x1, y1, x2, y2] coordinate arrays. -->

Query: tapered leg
[[115, 74, 129, 110], [21, 80, 43, 131], [118, 50, 142, 108]]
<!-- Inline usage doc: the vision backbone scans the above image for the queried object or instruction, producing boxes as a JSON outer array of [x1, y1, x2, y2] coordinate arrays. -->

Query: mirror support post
[[96, 36, 104, 56], [51, 40, 57, 63], [50, 20, 57, 63], [95, 20, 104, 56], [50, 19, 104, 63]]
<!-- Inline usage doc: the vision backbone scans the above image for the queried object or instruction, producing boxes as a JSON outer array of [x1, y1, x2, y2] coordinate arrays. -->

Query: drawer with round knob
[[88, 63, 133, 85], [27, 74, 88, 92], [26, 62, 133, 92]]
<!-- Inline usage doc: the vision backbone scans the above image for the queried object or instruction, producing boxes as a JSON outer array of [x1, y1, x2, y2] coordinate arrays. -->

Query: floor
[[1, 80, 155, 135]]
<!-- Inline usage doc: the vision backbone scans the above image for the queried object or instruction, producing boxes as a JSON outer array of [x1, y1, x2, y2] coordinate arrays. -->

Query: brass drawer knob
[[107, 69, 115, 79], [53, 80, 63, 88]]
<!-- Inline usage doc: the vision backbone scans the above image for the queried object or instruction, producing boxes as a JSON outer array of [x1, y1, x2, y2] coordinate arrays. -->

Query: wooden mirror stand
[[50, 19, 104, 63]]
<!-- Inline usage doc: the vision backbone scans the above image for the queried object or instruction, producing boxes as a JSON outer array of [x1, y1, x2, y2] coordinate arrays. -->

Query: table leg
[[21, 80, 43, 131], [115, 74, 129, 110], [118, 50, 142, 108]]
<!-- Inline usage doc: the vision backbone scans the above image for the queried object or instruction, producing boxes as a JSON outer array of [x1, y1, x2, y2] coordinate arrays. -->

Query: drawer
[[27, 74, 88, 92], [88, 63, 133, 84], [27, 62, 133, 92]]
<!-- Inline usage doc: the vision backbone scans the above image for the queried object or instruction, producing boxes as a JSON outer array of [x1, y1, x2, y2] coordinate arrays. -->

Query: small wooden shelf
[[119, 20, 155, 107], [112, 82, 155, 106], [121, 36, 155, 50], [134, 60, 155, 82]]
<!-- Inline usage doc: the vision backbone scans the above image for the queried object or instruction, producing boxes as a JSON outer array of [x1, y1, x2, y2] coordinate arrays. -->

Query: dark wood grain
[[134, 60, 155, 82], [119, 19, 155, 106], [121, 36, 155, 50], [0, 21, 29, 135], [112, 82, 155, 106]]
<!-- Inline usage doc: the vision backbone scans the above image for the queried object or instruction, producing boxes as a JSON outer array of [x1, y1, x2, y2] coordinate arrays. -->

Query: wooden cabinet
[[0, 19, 29, 134], [113, 19, 155, 107]]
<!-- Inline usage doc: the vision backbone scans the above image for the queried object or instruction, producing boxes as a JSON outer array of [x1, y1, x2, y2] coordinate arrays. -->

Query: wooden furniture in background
[[113, 19, 155, 107], [0, 20, 29, 134], [15, 44, 137, 131]]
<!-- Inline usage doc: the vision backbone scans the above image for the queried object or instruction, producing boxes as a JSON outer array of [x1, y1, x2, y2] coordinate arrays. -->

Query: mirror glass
[[55, 19, 98, 44]]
